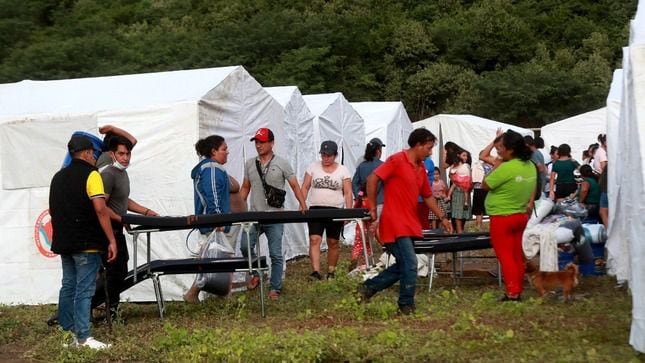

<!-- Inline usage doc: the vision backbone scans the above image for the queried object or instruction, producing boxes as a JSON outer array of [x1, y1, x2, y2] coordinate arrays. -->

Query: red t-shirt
[[375, 151, 432, 244]]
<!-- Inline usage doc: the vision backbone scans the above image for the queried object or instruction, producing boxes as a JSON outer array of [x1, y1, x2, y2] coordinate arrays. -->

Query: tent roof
[[302, 93, 344, 116], [350, 101, 409, 124], [540, 108, 606, 162], [416, 114, 533, 136], [413, 114, 533, 165], [350, 101, 413, 157], [607, 69, 624, 104], [264, 86, 298, 107], [0, 66, 239, 118]]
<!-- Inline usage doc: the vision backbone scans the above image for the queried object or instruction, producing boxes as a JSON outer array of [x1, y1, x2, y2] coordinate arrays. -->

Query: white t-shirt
[[592, 147, 607, 174], [449, 163, 471, 177], [305, 162, 351, 208]]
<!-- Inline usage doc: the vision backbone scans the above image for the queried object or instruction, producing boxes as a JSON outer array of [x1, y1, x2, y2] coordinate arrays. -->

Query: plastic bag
[[554, 198, 588, 219], [195, 231, 234, 296], [526, 198, 554, 229]]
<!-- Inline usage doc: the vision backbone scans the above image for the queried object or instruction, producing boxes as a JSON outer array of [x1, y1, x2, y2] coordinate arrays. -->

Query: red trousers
[[489, 213, 529, 297]]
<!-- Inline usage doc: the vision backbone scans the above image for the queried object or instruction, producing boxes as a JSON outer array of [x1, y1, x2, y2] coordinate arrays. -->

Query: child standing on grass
[[448, 150, 472, 233], [428, 167, 449, 229]]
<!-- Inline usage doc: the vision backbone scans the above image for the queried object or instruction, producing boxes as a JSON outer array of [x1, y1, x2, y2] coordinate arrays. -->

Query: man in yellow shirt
[[49, 135, 117, 350]]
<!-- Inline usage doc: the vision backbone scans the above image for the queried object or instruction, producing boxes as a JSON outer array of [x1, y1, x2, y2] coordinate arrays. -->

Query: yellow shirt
[[84, 170, 106, 253]]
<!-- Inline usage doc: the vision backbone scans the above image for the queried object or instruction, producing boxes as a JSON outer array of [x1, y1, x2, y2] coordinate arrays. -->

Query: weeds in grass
[[0, 246, 641, 362]]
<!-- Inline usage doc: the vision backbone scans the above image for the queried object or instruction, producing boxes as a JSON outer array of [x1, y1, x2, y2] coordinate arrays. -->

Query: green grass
[[0, 245, 641, 362]]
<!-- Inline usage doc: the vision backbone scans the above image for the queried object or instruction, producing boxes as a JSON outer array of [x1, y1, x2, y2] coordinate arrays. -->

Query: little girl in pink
[[428, 167, 449, 229], [448, 150, 472, 233]]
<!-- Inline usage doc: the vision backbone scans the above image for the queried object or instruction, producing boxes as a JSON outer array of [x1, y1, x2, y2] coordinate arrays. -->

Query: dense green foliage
[[0, 0, 636, 127]]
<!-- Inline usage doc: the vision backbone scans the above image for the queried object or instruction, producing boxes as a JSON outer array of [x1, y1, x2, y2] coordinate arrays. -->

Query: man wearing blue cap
[[50, 135, 117, 349]]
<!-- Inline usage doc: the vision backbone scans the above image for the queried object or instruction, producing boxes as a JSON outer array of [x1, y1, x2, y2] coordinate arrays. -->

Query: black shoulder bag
[[255, 157, 286, 208]]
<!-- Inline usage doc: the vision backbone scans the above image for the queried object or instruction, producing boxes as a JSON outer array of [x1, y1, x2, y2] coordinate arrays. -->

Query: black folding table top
[[123, 208, 370, 232]]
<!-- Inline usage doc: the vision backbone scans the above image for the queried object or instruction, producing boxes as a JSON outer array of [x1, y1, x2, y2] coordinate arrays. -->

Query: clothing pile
[[523, 198, 606, 273]]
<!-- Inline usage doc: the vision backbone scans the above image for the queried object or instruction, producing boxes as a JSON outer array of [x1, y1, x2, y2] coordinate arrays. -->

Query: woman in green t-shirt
[[578, 164, 600, 222], [483, 130, 537, 302], [549, 143, 579, 201]]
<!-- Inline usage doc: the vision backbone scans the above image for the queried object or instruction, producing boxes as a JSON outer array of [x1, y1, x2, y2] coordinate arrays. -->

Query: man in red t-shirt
[[359, 128, 452, 315]]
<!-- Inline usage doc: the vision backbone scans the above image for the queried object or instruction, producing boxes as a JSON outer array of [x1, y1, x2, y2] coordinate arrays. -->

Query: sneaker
[[247, 275, 260, 290], [398, 305, 416, 316], [78, 337, 111, 350], [268, 290, 280, 300], [356, 284, 375, 303], [309, 271, 322, 281], [326, 272, 336, 280]]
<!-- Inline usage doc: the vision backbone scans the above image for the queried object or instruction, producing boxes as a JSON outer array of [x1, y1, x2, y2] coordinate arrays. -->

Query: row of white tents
[[2, 33, 643, 351], [0, 65, 539, 305]]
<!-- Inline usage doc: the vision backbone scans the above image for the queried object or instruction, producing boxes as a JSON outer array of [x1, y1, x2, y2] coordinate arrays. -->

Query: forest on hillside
[[0, 0, 637, 127]]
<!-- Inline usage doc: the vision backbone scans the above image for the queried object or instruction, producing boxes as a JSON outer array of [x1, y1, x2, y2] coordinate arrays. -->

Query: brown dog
[[525, 261, 579, 302]]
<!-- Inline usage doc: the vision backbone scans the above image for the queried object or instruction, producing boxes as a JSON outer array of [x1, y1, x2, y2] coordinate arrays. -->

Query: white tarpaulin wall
[[412, 114, 534, 167], [0, 66, 291, 304], [617, 3, 645, 351], [605, 68, 629, 283], [540, 108, 607, 163], [302, 93, 365, 173], [350, 101, 413, 158], [265, 86, 316, 259]]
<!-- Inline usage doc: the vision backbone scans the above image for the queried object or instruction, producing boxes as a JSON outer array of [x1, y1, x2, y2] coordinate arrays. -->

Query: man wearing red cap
[[240, 128, 307, 300]]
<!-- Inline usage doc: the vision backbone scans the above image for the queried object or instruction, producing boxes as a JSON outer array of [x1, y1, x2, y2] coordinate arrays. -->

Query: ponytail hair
[[502, 130, 532, 161], [195, 135, 225, 158], [363, 142, 381, 162], [597, 133, 607, 145]]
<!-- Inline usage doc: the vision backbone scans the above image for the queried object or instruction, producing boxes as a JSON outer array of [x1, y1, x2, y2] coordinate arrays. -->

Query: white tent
[[540, 108, 607, 163], [264, 86, 316, 259], [302, 93, 365, 173], [0, 66, 289, 304], [617, 3, 645, 351], [349, 101, 413, 158], [412, 114, 534, 167], [605, 68, 628, 283]]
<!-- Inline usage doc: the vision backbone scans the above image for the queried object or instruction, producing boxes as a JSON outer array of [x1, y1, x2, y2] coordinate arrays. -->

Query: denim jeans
[[364, 237, 417, 307], [240, 223, 284, 292], [58, 252, 102, 341]]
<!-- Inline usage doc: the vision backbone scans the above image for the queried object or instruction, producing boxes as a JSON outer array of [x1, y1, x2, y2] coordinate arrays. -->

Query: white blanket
[[523, 222, 560, 271]]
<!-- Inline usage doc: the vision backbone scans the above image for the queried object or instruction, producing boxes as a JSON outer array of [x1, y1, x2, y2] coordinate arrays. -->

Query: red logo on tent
[[34, 209, 57, 258]]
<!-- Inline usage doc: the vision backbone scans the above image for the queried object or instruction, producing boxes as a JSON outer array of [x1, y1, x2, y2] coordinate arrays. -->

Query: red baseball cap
[[250, 128, 274, 142]]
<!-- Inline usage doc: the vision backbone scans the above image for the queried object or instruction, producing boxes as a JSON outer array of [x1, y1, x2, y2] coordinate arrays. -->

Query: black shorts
[[555, 182, 578, 199], [471, 188, 488, 215], [307, 206, 343, 240]]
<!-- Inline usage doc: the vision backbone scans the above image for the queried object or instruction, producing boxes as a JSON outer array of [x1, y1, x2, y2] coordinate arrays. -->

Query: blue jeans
[[58, 252, 102, 341], [600, 192, 609, 208], [240, 223, 284, 292], [364, 237, 417, 307]]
